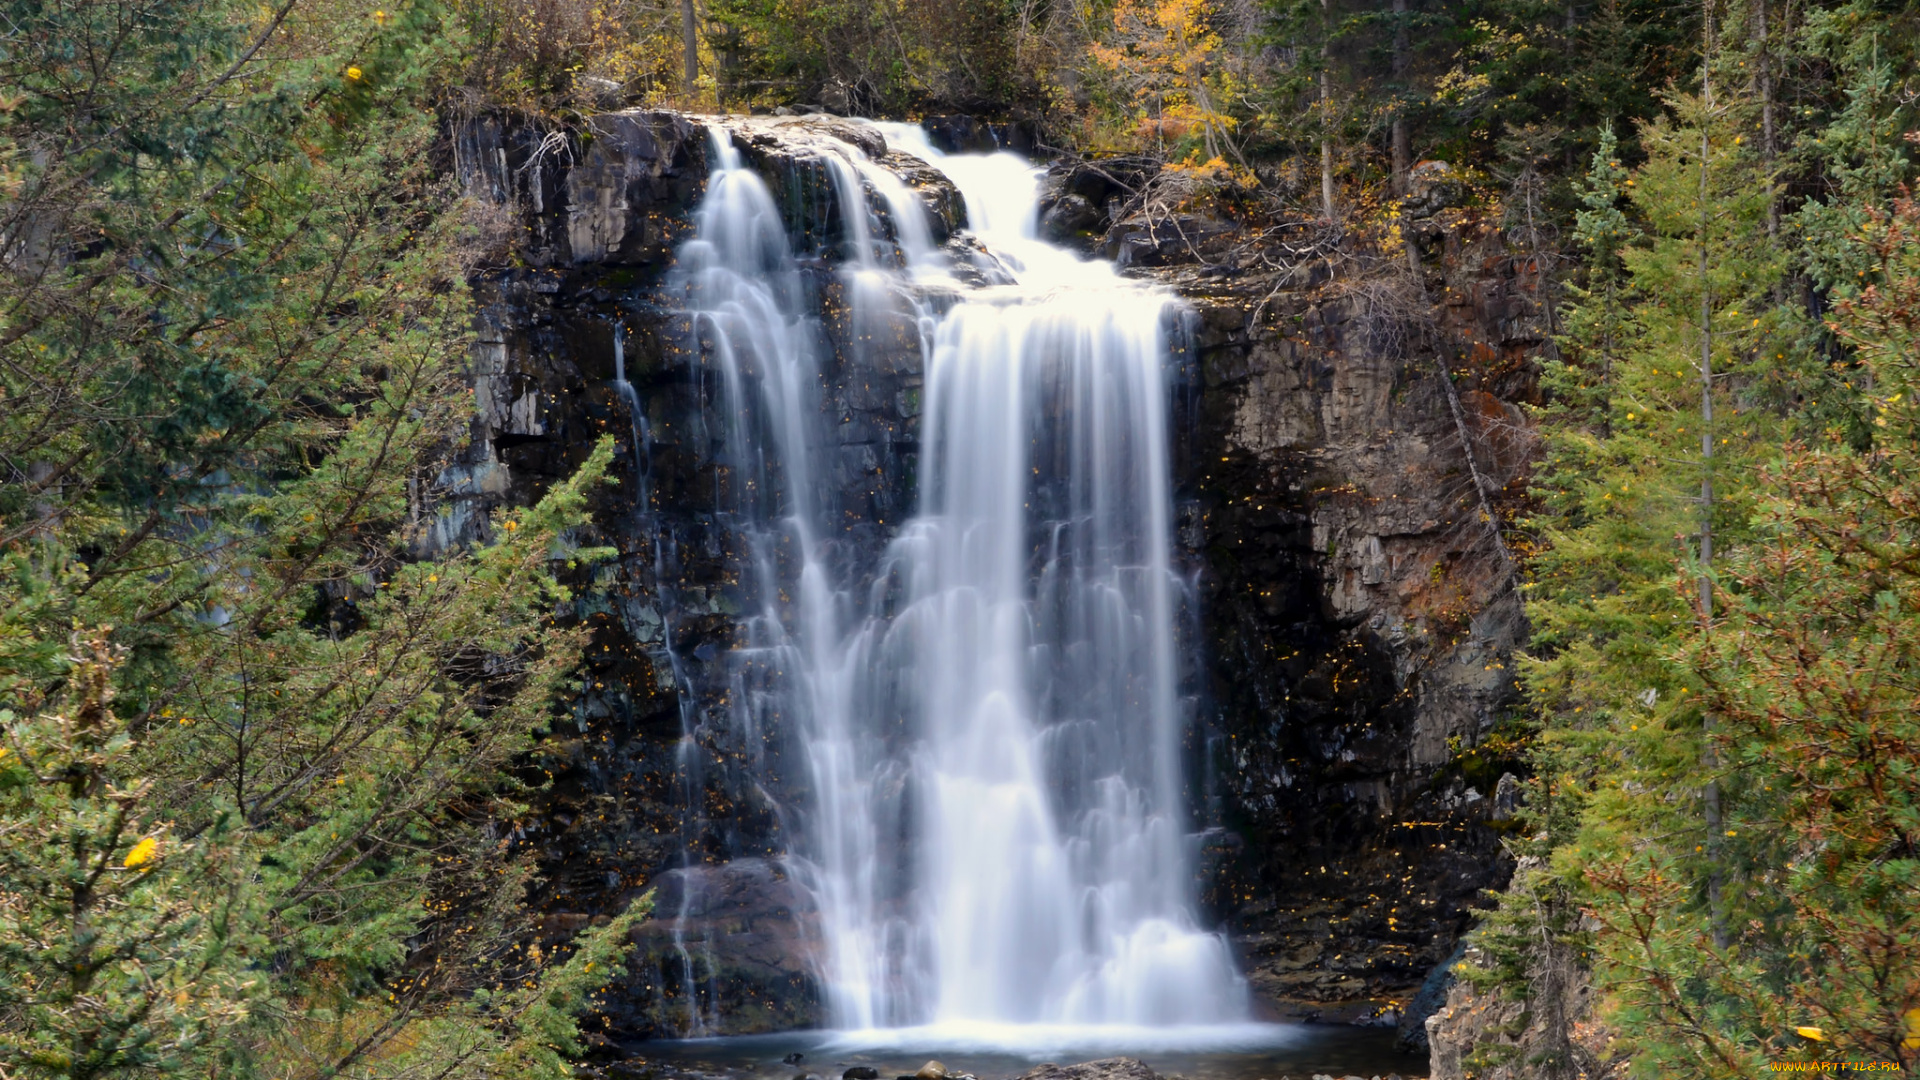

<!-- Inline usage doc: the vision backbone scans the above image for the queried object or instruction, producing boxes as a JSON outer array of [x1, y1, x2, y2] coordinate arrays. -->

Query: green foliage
[[1489, 83, 1783, 1079], [0, 0, 640, 1075], [1488, 4, 1920, 1073], [1441, 0, 1694, 158], [1550, 180, 1920, 1080], [451, 0, 698, 111], [1777, 14, 1919, 447], [1544, 125, 1633, 430], [0, 632, 258, 1080], [704, 0, 1034, 114], [1523, 83, 1780, 754], [1687, 193, 1920, 1063]]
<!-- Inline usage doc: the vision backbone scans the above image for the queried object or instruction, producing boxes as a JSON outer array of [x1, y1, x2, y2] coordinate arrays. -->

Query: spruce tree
[[1687, 188, 1920, 1069], [1506, 52, 1785, 1080], [0, 0, 645, 1075]]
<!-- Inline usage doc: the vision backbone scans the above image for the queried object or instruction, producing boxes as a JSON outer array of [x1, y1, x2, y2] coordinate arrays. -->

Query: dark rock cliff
[[437, 110, 1546, 1048], [1133, 208, 1543, 1043], [444, 110, 954, 1037]]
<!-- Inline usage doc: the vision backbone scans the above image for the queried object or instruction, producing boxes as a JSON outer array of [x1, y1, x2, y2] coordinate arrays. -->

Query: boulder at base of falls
[[607, 859, 824, 1038], [1014, 1060, 1162, 1080]]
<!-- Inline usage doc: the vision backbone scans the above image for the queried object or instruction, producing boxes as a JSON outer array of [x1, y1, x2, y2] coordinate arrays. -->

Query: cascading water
[[658, 118, 1249, 1044], [612, 330, 715, 1032]]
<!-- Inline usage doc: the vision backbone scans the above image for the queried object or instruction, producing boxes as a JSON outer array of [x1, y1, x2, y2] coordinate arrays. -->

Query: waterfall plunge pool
[[623, 1024, 1418, 1080]]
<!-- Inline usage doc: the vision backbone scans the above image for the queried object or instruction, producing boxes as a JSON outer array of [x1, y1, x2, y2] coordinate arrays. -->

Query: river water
[[633, 1026, 1412, 1080]]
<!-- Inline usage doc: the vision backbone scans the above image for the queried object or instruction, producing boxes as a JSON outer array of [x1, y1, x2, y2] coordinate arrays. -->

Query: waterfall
[[664, 119, 1248, 1040]]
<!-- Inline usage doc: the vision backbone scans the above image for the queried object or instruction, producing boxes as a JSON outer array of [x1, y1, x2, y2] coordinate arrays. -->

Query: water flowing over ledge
[[650, 116, 1251, 1037]]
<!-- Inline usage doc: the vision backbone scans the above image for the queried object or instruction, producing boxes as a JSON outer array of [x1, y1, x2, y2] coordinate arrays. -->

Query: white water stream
[[665, 119, 1251, 1044]]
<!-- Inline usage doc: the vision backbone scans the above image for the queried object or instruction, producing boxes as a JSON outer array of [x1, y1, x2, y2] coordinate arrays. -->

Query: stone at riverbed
[[844, 1069, 879, 1080], [914, 1063, 949, 1080], [1014, 1059, 1162, 1080]]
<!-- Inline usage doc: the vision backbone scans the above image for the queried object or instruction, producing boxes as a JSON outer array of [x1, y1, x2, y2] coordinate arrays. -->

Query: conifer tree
[[0, 0, 645, 1075], [1504, 51, 1785, 1080], [1684, 186, 1920, 1070], [1548, 126, 1633, 431]]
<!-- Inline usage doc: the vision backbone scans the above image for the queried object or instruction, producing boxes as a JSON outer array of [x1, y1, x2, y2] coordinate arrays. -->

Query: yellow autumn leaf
[[124, 837, 159, 869], [1795, 1026, 1827, 1042]]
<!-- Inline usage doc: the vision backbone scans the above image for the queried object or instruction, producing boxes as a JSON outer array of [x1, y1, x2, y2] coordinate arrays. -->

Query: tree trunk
[[1757, 0, 1778, 240], [1391, 0, 1412, 196], [1439, 357, 1518, 577], [1697, 0, 1729, 954], [1320, 0, 1337, 219], [681, 0, 699, 96]]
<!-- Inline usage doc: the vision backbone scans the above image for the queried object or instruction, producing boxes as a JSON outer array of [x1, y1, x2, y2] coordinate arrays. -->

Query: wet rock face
[[445, 112, 1546, 1045], [1033, 157, 1160, 253], [920, 113, 1036, 155], [613, 859, 823, 1035], [722, 115, 967, 252], [445, 110, 957, 1039], [1134, 215, 1545, 1035], [451, 110, 708, 275]]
